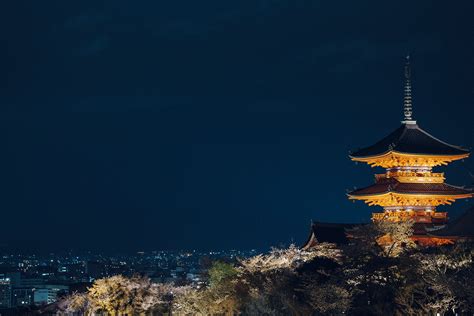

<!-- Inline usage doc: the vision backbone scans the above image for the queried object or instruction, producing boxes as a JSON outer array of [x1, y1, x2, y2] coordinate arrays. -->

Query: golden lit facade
[[349, 162, 472, 224], [348, 56, 472, 230]]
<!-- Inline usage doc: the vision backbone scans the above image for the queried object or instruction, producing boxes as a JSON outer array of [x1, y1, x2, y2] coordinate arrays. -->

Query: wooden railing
[[375, 172, 445, 183], [372, 211, 448, 223]]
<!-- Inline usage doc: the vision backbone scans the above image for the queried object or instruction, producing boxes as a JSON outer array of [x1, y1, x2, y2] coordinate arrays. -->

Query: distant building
[[12, 288, 34, 307], [20, 278, 45, 289], [33, 285, 68, 305], [170, 267, 187, 280], [186, 268, 204, 283], [4, 272, 21, 288], [0, 276, 12, 308]]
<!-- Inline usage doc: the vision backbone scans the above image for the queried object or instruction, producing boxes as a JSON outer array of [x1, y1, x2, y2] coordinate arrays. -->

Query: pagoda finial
[[402, 55, 416, 124]]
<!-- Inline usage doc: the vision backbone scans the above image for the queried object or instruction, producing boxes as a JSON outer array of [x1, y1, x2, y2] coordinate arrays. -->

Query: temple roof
[[412, 223, 437, 235], [349, 177, 472, 197], [350, 123, 469, 159], [429, 206, 474, 238], [304, 222, 361, 246]]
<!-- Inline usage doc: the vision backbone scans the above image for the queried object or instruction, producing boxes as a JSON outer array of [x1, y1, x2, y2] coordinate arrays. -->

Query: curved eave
[[426, 234, 473, 239], [302, 229, 316, 250], [348, 192, 473, 200], [350, 150, 470, 161], [349, 151, 470, 167]]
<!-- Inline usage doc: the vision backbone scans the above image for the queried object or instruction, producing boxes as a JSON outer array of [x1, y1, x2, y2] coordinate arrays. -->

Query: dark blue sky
[[1, 1, 473, 252]]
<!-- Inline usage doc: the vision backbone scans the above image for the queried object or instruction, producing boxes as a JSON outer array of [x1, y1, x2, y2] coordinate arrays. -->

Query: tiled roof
[[307, 222, 361, 245], [349, 178, 471, 196], [350, 123, 469, 158], [429, 206, 474, 238], [413, 223, 432, 235]]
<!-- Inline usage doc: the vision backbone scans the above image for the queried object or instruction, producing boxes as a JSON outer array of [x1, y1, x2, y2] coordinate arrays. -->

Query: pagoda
[[347, 56, 472, 244]]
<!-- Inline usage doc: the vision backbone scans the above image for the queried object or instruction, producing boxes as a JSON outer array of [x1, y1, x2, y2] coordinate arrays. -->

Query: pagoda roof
[[350, 123, 469, 159], [428, 206, 474, 238], [349, 177, 472, 197]]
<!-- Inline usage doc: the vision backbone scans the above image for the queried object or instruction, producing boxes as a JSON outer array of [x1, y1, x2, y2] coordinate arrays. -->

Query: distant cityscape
[[0, 249, 258, 311]]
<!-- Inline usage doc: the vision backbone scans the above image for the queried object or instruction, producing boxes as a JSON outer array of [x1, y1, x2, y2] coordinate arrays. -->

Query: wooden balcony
[[372, 211, 448, 223], [375, 172, 445, 183]]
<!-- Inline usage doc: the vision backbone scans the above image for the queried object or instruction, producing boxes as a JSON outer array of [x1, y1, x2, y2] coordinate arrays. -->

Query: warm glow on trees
[[57, 240, 474, 315]]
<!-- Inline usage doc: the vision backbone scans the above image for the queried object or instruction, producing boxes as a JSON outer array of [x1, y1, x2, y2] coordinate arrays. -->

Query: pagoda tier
[[348, 176, 472, 223], [349, 122, 469, 168], [349, 177, 472, 207]]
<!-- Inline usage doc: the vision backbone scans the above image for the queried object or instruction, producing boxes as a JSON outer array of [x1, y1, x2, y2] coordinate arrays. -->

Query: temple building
[[303, 56, 473, 249]]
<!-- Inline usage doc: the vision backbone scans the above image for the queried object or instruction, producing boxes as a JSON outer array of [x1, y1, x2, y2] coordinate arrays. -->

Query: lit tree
[[172, 261, 240, 315], [57, 292, 89, 315], [412, 245, 474, 314], [86, 275, 175, 315], [303, 280, 352, 314], [208, 261, 238, 289], [53, 240, 474, 315], [239, 243, 341, 273], [376, 219, 416, 257], [237, 243, 345, 315], [347, 220, 415, 257], [172, 284, 240, 315]]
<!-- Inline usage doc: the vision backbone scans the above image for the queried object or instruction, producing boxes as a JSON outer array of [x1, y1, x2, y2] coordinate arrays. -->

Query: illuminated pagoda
[[303, 56, 472, 250], [347, 56, 472, 244]]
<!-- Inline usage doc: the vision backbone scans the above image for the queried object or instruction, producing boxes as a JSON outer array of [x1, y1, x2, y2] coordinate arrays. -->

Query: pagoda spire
[[402, 55, 416, 124]]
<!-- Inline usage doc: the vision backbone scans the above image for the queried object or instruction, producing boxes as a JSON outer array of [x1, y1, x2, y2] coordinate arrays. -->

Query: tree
[[237, 243, 345, 315], [376, 219, 416, 257], [347, 220, 415, 258], [304, 280, 352, 315], [239, 243, 341, 273], [410, 245, 474, 314], [343, 221, 416, 314], [54, 240, 474, 315], [172, 284, 240, 315], [57, 292, 89, 315], [208, 261, 238, 289], [86, 275, 175, 315]]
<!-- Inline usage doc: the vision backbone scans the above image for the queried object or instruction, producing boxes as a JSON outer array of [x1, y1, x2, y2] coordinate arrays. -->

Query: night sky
[[1, 1, 473, 252]]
